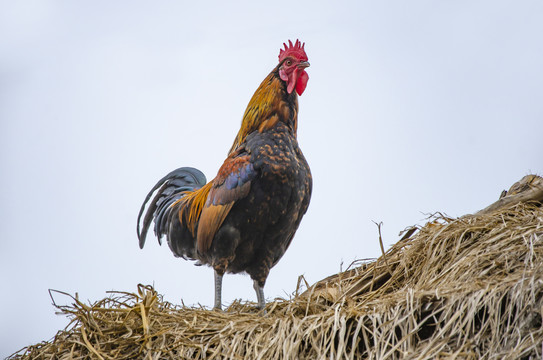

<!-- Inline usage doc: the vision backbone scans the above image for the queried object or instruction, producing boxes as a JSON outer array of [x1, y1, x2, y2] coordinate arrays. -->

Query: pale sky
[[1, 1, 542, 357]]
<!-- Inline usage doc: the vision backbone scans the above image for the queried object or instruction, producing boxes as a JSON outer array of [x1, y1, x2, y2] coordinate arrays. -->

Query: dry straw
[[10, 175, 543, 359]]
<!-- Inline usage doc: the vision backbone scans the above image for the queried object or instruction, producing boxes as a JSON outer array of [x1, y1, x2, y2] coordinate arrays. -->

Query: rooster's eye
[[285, 59, 292, 66]]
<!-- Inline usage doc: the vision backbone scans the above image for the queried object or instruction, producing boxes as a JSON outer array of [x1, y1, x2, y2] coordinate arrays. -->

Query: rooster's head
[[278, 39, 309, 96]]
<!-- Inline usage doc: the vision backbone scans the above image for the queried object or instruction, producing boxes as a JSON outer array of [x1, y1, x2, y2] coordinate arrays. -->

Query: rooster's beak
[[297, 61, 310, 69]]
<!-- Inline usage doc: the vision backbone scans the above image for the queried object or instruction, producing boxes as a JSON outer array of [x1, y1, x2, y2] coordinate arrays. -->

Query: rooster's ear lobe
[[279, 68, 288, 82]]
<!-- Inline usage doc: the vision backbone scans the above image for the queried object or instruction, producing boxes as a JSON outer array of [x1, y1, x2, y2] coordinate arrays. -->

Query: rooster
[[137, 40, 312, 310]]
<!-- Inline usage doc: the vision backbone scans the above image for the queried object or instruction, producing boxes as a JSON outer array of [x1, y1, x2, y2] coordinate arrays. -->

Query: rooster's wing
[[196, 150, 257, 254]]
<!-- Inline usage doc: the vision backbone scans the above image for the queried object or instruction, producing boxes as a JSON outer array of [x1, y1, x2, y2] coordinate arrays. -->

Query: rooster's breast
[[217, 126, 311, 279]]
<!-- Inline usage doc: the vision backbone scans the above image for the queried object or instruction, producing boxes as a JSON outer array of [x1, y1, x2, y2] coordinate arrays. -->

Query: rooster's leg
[[253, 280, 266, 310], [214, 270, 223, 310]]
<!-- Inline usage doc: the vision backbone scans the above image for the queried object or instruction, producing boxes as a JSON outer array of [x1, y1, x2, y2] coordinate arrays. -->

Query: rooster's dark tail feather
[[137, 167, 206, 249]]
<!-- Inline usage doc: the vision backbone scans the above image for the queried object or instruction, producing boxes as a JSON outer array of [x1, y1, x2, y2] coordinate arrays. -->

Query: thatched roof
[[10, 175, 543, 359]]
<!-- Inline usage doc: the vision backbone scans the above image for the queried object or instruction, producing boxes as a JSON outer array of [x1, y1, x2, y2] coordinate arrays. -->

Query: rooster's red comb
[[278, 39, 308, 62]]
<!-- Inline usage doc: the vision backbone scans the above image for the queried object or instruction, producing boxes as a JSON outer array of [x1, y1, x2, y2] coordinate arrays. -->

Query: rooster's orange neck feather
[[229, 70, 298, 154]]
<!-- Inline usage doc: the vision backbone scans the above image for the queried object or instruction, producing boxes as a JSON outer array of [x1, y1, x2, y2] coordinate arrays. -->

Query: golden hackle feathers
[[229, 73, 293, 153]]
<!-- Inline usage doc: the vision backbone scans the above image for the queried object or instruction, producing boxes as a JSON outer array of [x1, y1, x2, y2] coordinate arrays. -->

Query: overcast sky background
[[1, 0, 542, 356]]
